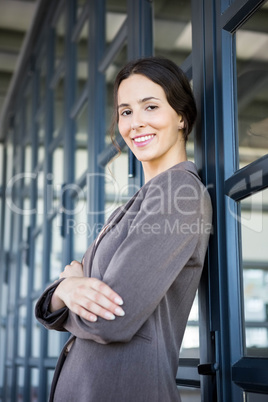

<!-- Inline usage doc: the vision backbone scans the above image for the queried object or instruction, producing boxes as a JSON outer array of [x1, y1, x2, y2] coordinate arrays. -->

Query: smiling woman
[[35, 57, 212, 402]]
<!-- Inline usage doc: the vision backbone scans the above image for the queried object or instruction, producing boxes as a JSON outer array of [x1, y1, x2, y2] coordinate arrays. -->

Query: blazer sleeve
[[56, 170, 209, 344]]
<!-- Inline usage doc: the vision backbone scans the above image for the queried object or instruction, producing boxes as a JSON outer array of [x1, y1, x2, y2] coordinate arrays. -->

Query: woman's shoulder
[[146, 161, 204, 191]]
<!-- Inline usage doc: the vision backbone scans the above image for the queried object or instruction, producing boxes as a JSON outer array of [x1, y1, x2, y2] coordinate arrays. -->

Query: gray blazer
[[35, 161, 212, 402]]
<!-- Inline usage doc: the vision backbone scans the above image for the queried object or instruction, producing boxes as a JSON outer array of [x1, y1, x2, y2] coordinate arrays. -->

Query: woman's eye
[[147, 105, 158, 111], [121, 110, 131, 116]]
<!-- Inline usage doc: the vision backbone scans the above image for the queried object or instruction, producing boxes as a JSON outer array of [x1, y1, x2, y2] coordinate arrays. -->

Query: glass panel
[[48, 330, 61, 357], [244, 391, 268, 402], [24, 87, 32, 141], [104, 45, 127, 212], [50, 216, 63, 281], [38, 55, 46, 108], [20, 258, 28, 299], [240, 189, 268, 357], [72, 192, 89, 261], [31, 368, 39, 402], [75, 20, 88, 99], [236, 3, 268, 168], [16, 366, 24, 401], [32, 301, 41, 358], [104, 151, 128, 220], [52, 146, 64, 210], [36, 171, 44, 226], [75, 102, 88, 180], [53, 76, 65, 138], [18, 305, 27, 358], [106, 0, 127, 46], [178, 386, 200, 402], [47, 370, 54, 399], [76, 0, 87, 19], [33, 234, 43, 291], [55, 10, 65, 70], [38, 114, 45, 164], [153, 0, 192, 64], [180, 294, 200, 358]]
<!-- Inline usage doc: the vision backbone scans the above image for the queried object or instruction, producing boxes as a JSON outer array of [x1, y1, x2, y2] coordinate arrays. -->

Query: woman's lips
[[132, 134, 156, 147]]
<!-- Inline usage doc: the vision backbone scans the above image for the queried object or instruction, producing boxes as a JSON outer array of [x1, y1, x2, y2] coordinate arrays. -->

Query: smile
[[133, 134, 156, 146]]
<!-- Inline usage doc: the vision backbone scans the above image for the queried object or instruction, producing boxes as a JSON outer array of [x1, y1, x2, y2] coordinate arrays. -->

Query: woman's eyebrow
[[118, 97, 160, 110]]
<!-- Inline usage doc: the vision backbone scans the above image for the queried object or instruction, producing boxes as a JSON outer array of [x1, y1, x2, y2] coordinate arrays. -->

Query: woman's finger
[[89, 278, 124, 305]]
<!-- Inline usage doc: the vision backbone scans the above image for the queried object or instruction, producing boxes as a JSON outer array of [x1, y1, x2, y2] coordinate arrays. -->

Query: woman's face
[[117, 74, 184, 167]]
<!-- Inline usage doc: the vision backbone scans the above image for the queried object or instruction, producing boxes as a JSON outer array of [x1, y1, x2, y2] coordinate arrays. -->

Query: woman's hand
[[50, 276, 125, 322], [59, 260, 84, 279]]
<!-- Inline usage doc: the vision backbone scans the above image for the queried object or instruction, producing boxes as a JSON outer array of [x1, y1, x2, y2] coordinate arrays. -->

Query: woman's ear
[[178, 116, 185, 130]]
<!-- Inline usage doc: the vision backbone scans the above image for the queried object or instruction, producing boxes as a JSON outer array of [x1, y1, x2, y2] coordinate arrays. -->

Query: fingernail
[[105, 312, 115, 320], [114, 297, 123, 305], [115, 307, 125, 316], [90, 315, 97, 322]]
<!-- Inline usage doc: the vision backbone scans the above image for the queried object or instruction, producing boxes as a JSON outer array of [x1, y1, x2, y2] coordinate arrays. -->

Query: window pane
[[31, 368, 39, 402], [236, 3, 268, 168], [32, 300, 41, 358], [48, 330, 61, 357], [49, 216, 63, 282], [180, 294, 200, 358], [72, 192, 89, 261], [33, 234, 43, 291], [75, 102, 88, 180], [244, 391, 268, 402], [154, 0, 192, 65], [240, 189, 268, 357], [75, 20, 88, 100], [106, 0, 127, 46], [55, 10, 65, 70], [53, 76, 65, 138], [52, 146, 64, 211], [178, 386, 200, 402], [16, 367, 24, 401], [18, 305, 27, 358], [36, 171, 44, 226]]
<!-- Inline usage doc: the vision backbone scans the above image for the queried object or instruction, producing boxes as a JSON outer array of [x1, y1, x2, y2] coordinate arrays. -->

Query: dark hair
[[110, 56, 197, 147]]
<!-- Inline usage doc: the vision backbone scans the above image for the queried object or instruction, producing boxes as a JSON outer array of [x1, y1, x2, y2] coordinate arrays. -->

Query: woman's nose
[[131, 118, 145, 130]]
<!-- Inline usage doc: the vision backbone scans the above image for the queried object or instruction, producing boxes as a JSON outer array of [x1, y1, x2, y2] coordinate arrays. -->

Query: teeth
[[134, 134, 154, 143]]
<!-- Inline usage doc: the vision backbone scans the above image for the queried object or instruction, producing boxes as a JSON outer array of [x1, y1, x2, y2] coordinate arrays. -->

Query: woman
[[36, 57, 212, 401]]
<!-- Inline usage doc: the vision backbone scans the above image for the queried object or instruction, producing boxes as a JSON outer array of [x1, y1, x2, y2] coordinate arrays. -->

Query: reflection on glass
[[55, 10, 65, 70], [76, 20, 88, 99], [180, 294, 200, 358], [48, 330, 61, 357], [73, 193, 89, 261], [154, 0, 192, 65], [106, 0, 127, 46], [236, 3, 268, 167], [244, 391, 268, 402], [33, 234, 43, 291], [50, 216, 63, 282], [75, 102, 88, 179], [16, 367, 24, 401], [53, 77, 65, 138], [178, 386, 200, 402], [18, 306, 27, 358], [31, 368, 39, 402], [240, 189, 268, 357]]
